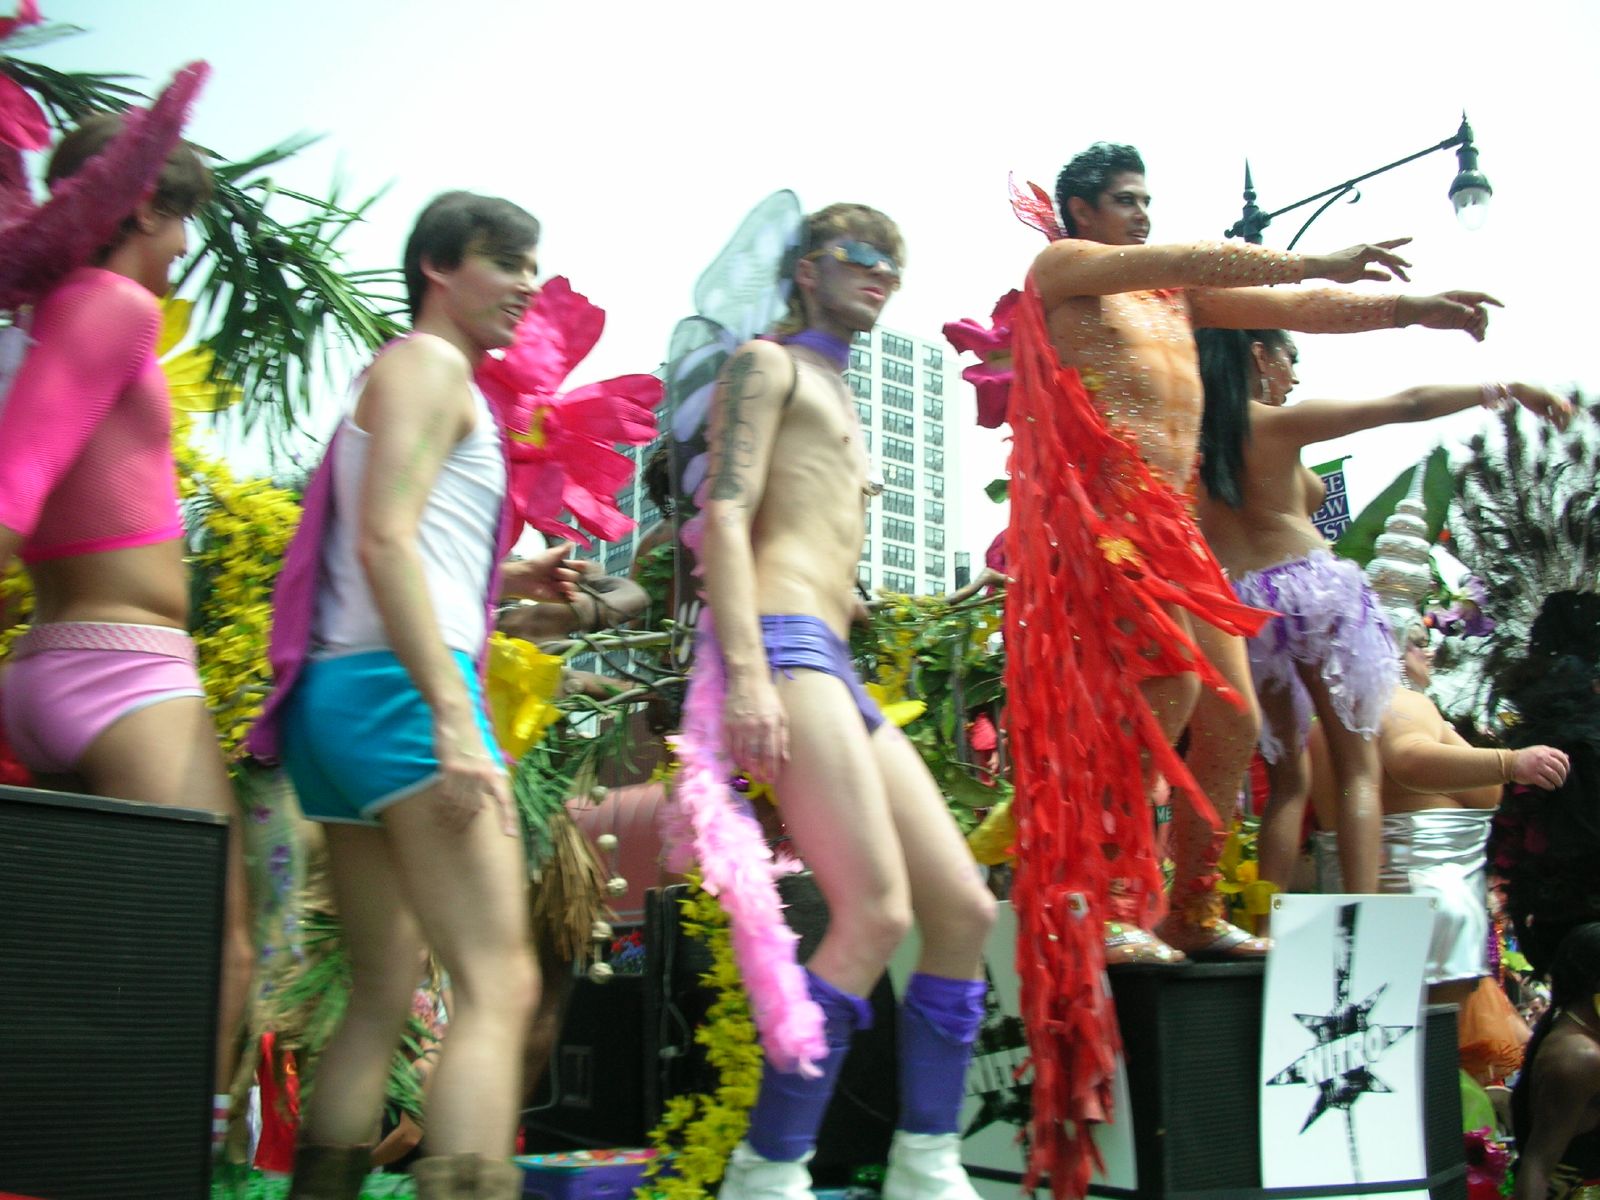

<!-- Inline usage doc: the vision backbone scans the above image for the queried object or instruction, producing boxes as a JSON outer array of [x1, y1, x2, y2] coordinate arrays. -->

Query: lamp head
[[1449, 113, 1492, 231]]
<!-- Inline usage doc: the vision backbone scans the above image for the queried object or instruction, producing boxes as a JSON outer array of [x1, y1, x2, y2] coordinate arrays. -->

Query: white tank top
[[312, 374, 506, 657]]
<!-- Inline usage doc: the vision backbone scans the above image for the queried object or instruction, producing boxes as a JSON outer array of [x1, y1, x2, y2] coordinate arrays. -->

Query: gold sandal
[[1104, 920, 1187, 966]]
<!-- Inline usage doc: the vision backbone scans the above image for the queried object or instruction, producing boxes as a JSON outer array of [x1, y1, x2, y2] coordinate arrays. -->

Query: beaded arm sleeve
[[1004, 281, 1271, 1199], [1037, 238, 1305, 298], [1188, 286, 1400, 333]]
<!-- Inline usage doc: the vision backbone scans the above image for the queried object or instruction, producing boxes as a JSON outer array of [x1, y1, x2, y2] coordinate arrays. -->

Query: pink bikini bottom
[[0, 621, 206, 775]]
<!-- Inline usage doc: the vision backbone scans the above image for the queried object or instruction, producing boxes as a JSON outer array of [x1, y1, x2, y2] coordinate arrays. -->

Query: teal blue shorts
[[282, 648, 499, 826]]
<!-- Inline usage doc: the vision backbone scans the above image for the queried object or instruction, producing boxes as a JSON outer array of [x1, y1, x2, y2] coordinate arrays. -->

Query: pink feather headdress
[[0, 46, 210, 312]]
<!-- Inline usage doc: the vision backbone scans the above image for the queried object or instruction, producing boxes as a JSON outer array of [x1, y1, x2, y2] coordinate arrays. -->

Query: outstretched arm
[[1257, 381, 1572, 447], [698, 340, 795, 783], [1191, 286, 1501, 341], [1034, 235, 1418, 308]]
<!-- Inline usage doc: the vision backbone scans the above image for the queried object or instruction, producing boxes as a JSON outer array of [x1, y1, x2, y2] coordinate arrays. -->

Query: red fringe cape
[[1004, 282, 1269, 1197]]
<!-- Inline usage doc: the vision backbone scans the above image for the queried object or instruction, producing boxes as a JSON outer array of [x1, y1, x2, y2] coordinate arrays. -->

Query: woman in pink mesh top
[[0, 82, 254, 1136]]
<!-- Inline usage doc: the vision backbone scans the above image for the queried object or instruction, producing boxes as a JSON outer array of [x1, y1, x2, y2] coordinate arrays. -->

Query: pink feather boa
[[662, 612, 827, 1078]]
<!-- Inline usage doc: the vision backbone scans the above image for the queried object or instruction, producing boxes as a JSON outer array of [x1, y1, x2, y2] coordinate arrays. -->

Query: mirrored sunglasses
[[810, 240, 901, 284]]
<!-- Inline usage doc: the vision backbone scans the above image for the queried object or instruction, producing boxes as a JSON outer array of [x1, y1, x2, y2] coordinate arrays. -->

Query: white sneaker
[[881, 1130, 982, 1200], [717, 1140, 815, 1199]]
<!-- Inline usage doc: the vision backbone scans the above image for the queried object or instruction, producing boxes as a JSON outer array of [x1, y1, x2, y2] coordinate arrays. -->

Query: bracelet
[[1480, 382, 1513, 411]]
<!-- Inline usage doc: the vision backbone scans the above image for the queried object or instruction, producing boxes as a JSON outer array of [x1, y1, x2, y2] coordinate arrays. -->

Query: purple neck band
[[783, 329, 851, 372]]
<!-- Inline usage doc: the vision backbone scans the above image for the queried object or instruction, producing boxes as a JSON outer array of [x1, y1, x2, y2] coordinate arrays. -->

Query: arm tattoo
[[708, 351, 767, 503]]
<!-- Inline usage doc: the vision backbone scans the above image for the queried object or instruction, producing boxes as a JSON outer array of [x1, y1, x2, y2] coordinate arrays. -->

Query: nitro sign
[[1259, 895, 1433, 1190]]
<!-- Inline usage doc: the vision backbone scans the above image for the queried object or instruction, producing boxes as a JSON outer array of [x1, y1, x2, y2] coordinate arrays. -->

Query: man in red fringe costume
[[1006, 141, 1503, 1197]]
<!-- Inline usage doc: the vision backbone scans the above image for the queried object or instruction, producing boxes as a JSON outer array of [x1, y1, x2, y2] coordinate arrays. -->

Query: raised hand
[[1306, 237, 1414, 284], [1397, 290, 1503, 341], [1507, 383, 1576, 430]]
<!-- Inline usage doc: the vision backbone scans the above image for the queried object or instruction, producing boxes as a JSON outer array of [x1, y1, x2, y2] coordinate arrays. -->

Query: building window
[[924, 346, 944, 370], [847, 372, 872, 400], [853, 330, 872, 347], [925, 526, 945, 551], [849, 348, 872, 372], [882, 543, 915, 571], [883, 488, 915, 517], [926, 500, 945, 524], [861, 429, 872, 451], [863, 512, 872, 534], [859, 539, 872, 562], [925, 422, 943, 447], [928, 553, 946, 578], [925, 448, 945, 472], [924, 397, 943, 421], [884, 516, 915, 544], [924, 372, 943, 397], [858, 564, 873, 588], [883, 411, 914, 437], [883, 436, 914, 464], [884, 570, 915, 593], [883, 384, 914, 412], [929, 473, 944, 498], [882, 332, 913, 360], [855, 400, 871, 424], [885, 464, 915, 490], [884, 359, 914, 386]]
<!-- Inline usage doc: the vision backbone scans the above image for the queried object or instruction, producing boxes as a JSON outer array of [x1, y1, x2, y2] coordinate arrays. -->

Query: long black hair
[[1511, 922, 1600, 1147], [1196, 327, 1291, 508]]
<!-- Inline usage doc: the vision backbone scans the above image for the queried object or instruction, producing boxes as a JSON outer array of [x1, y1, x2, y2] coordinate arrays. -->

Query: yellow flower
[[485, 632, 564, 758], [966, 798, 1016, 866], [1097, 535, 1142, 566], [158, 299, 243, 413], [864, 681, 926, 728]]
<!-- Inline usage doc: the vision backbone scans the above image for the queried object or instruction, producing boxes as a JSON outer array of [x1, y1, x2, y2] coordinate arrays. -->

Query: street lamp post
[[1226, 114, 1492, 249]]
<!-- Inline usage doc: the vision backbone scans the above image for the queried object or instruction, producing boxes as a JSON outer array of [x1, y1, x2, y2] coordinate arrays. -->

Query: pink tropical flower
[[943, 289, 1020, 429], [475, 276, 664, 547], [1, 1, 49, 152]]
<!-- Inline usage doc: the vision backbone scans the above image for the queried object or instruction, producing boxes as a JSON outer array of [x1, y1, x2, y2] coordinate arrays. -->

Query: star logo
[[1265, 902, 1416, 1177]]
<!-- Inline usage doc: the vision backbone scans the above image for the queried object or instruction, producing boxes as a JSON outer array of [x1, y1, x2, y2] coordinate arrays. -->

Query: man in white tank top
[[274, 192, 577, 1200]]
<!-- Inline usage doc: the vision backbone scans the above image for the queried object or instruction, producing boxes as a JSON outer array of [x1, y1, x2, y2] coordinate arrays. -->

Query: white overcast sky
[[32, 0, 1600, 562]]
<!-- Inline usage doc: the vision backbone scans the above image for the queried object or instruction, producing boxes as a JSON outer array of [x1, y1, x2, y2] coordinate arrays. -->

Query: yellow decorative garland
[[637, 878, 764, 1199]]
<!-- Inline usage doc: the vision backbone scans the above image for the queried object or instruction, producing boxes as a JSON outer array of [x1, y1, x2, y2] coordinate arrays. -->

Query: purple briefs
[[760, 614, 884, 733]]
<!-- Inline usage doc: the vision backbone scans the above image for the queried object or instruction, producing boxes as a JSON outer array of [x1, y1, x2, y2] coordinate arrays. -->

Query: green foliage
[[850, 590, 1009, 830], [4, 41, 403, 441]]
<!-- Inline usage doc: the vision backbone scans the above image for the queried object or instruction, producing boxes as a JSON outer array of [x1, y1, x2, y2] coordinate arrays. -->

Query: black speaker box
[[1084, 961, 1466, 1200], [644, 875, 899, 1183], [522, 969, 651, 1151], [0, 785, 227, 1200]]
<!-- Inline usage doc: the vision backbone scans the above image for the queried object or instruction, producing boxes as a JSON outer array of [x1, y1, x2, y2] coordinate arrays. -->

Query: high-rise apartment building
[[848, 324, 955, 596], [590, 323, 956, 597]]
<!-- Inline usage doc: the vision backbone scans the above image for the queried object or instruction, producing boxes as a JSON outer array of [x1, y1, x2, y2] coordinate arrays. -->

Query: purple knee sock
[[897, 972, 986, 1135], [744, 969, 872, 1162]]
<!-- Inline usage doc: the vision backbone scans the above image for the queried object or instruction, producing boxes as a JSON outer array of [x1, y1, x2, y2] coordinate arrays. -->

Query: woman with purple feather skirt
[[1192, 327, 1570, 904]]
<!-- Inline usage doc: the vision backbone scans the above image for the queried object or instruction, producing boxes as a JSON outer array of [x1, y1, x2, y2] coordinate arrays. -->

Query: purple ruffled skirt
[[1231, 549, 1398, 762]]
